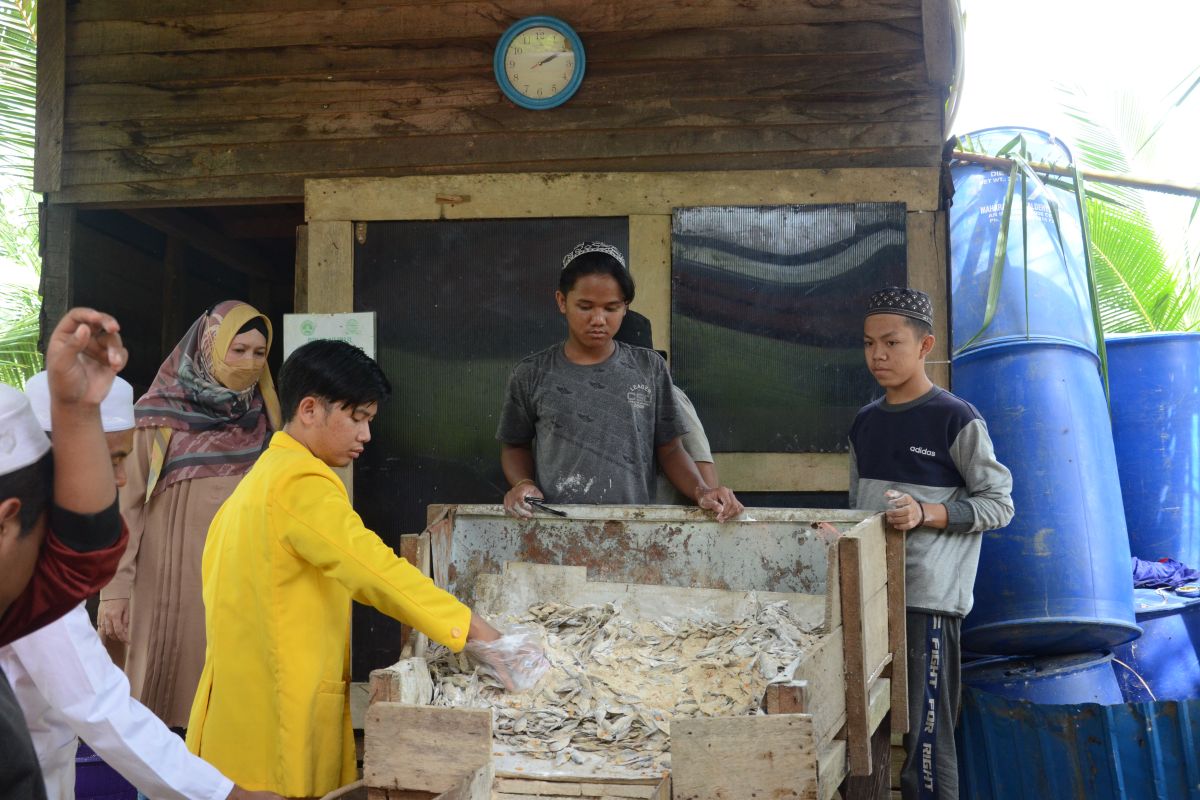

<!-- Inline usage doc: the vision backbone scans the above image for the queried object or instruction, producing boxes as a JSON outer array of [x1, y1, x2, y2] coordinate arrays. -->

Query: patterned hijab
[[134, 300, 282, 501]]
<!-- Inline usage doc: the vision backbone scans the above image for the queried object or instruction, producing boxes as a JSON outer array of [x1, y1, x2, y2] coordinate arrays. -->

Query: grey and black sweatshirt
[[849, 386, 1014, 617]]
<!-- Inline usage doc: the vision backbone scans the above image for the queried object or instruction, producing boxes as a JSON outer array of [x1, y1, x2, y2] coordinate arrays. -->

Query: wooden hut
[[35, 0, 961, 691]]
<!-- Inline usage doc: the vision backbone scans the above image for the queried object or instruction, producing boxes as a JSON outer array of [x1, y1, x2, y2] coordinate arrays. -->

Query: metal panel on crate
[[956, 687, 1200, 799], [670, 203, 907, 453], [433, 504, 872, 609]]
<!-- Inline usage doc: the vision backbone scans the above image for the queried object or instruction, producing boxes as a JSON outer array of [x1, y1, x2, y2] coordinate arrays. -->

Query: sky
[[3, 1, 1199, 288]]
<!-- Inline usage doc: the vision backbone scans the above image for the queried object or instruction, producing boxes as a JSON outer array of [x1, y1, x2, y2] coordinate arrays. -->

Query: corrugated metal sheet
[[957, 687, 1200, 799]]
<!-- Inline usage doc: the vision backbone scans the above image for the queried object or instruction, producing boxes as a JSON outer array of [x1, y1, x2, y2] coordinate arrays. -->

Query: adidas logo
[[909, 446, 936, 457]]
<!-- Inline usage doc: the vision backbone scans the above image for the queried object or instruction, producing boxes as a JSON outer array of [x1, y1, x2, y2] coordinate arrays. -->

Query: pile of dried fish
[[427, 598, 818, 772]]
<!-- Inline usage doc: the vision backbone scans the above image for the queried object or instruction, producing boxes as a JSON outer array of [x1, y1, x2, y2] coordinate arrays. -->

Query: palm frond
[[0, 0, 37, 183]]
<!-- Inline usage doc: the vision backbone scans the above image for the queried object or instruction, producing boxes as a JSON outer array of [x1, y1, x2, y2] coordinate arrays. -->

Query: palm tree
[[0, 0, 41, 388], [1061, 81, 1200, 333]]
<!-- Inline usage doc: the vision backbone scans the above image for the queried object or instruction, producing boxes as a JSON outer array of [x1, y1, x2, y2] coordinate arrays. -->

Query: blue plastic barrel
[[954, 343, 1140, 655], [75, 741, 136, 800], [963, 651, 1123, 704], [1112, 588, 1200, 702], [1106, 332, 1200, 565], [951, 128, 1095, 356]]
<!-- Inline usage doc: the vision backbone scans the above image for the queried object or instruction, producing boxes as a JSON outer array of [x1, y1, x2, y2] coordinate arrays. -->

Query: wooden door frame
[[300, 169, 948, 493]]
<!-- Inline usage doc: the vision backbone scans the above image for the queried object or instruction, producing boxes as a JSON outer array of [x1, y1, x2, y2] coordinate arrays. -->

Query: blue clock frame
[[493, 16, 586, 110]]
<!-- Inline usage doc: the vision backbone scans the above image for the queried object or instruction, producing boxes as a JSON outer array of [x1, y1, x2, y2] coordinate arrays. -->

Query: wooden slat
[[437, 763, 493, 800], [62, 53, 932, 124], [307, 168, 942, 222], [363, 703, 492, 794], [64, 91, 941, 153], [673, 714, 819, 800], [839, 533, 872, 776], [818, 739, 849, 800], [305, 220, 353, 312], [35, 0, 66, 192], [67, 0, 923, 56], [397, 531, 432, 654], [765, 681, 811, 715], [793, 627, 846, 746], [885, 525, 908, 736], [293, 223, 308, 312], [906, 209, 949, 389], [67, 21, 925, 85], [60, 120, 942, 189]]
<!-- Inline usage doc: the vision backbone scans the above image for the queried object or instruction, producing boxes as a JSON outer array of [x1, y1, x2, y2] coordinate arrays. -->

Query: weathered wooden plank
[[306, 168, 942, 222], [38, 203, 74, 351], [363, 703, 492, 794], [885, 526, 908, 736], [305, 220, 353, 312], [67, 0, 923, 56], [673, 714, 818, 800], [35, 0, 66, 192], [293, 223, 308, 312], [765, 680, 811, 715], [627, 214, 671, 353], [906, 209, 949, 389], [818, 739, 849, 800], [839, 533, 872, 776], [64, 93, 941, 151], [50, 150, 942, 206], [62, 52, 931, 123], [793, 627, 847, 745], [67, 21, 925, 86], [713, 452, 849, 493], [437, 763, 493, 800], [61, 123, 943, 192]]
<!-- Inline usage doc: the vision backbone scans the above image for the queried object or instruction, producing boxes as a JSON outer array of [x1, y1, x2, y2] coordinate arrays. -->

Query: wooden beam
[[906, 210, 949, 390], [839, 533, 872, 776], [34, 0, 65, 192], [713, 452, 848, 493], [293, 224, 308, 312], [38, 203, 74, 351], [125, 208, 277, 279], [628, 215, 672, 353], [885, 526, 909, 736], [304, 220, 354, 312], [952, 149, 1200, 200], [306, 169, 942, 222]]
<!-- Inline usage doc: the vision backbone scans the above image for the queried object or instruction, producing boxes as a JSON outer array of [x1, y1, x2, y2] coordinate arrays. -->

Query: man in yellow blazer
[[186, 340, 544, 798]]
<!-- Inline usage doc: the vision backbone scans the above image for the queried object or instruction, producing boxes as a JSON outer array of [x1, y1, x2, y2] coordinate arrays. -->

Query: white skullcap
[[0, 382, 51, 475], [23, 371, 136, 433]]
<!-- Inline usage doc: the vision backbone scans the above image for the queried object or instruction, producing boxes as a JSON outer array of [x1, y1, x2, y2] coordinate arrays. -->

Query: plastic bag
[[464, 624, 551, 693]]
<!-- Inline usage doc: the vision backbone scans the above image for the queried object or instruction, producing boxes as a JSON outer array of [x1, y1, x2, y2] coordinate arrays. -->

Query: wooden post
[[34, 0, 65, 193], [839, 534, 873, 776], [38, 203, 74, 352], [628, 214, 672, 352], [886, 526, 909, 736]]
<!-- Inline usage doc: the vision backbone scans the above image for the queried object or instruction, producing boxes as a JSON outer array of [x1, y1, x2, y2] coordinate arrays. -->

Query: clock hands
[[530, 53, 560, 69]]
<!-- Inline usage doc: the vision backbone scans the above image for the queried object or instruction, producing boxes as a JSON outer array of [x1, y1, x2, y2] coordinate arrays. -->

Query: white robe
[[0, 603, 233, 800]]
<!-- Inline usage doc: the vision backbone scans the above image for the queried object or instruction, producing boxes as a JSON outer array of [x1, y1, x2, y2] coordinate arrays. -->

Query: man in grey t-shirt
[[497, 341, 683, 505]]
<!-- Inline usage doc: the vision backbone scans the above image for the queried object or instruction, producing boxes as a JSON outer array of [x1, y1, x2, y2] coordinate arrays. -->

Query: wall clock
[[494, 16, 586, 110]]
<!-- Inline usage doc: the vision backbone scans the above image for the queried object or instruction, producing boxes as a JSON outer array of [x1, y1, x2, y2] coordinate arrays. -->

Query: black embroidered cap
[[865, 286, 934, 326]]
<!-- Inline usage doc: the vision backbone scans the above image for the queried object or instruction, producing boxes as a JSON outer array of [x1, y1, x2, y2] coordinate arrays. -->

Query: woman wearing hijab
[[97, 300, 281, 729]]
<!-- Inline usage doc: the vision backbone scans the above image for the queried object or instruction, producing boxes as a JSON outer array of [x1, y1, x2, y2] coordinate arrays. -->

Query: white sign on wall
[[282, 312, 376, 360]]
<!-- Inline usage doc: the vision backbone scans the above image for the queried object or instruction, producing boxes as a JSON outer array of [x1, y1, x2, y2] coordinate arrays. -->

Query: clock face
[[494, 17, 585, 109]]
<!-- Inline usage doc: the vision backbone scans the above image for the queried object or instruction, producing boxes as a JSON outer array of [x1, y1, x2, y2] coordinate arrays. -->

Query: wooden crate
[[369, 505, 904, 800]]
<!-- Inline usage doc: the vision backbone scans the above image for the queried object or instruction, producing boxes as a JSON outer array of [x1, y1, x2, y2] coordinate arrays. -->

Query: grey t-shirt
[[656, 386, 713, 505], [497, 342, 686, 504]]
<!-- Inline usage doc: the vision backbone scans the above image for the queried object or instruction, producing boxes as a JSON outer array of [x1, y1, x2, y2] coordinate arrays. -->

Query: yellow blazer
[[185, 431, 471, 797]]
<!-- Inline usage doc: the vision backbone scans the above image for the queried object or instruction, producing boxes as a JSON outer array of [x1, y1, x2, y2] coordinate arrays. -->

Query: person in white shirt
[[0, 372, 280, 800]]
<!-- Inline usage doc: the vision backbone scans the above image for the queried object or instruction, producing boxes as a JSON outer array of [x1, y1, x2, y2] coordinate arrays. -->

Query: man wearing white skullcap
[[0, 374, 281, 800], [0, 308, 131, 800]]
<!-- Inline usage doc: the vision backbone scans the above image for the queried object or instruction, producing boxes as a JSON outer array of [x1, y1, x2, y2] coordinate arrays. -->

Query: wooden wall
[[38, 0, 952, 205]]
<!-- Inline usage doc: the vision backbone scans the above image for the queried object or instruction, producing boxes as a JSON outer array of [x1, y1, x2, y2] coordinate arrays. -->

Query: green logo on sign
[[300, 320, 316, 336]]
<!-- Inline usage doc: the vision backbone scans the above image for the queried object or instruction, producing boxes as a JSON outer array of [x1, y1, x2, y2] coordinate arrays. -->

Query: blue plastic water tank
[[954, 343, 1140, 655], [963, 651, 1123, 704], [1106, 332, 1200, 565], [1112, 588, 1200, 702], [951, 128, 1095, 355]]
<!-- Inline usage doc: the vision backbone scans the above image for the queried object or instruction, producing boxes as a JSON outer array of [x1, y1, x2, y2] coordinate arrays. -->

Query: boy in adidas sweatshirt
[[849, 287, 1014, 800]]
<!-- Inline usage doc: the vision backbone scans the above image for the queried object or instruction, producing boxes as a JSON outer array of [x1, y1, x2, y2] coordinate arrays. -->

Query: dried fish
[[427, 597, 818, 773]]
